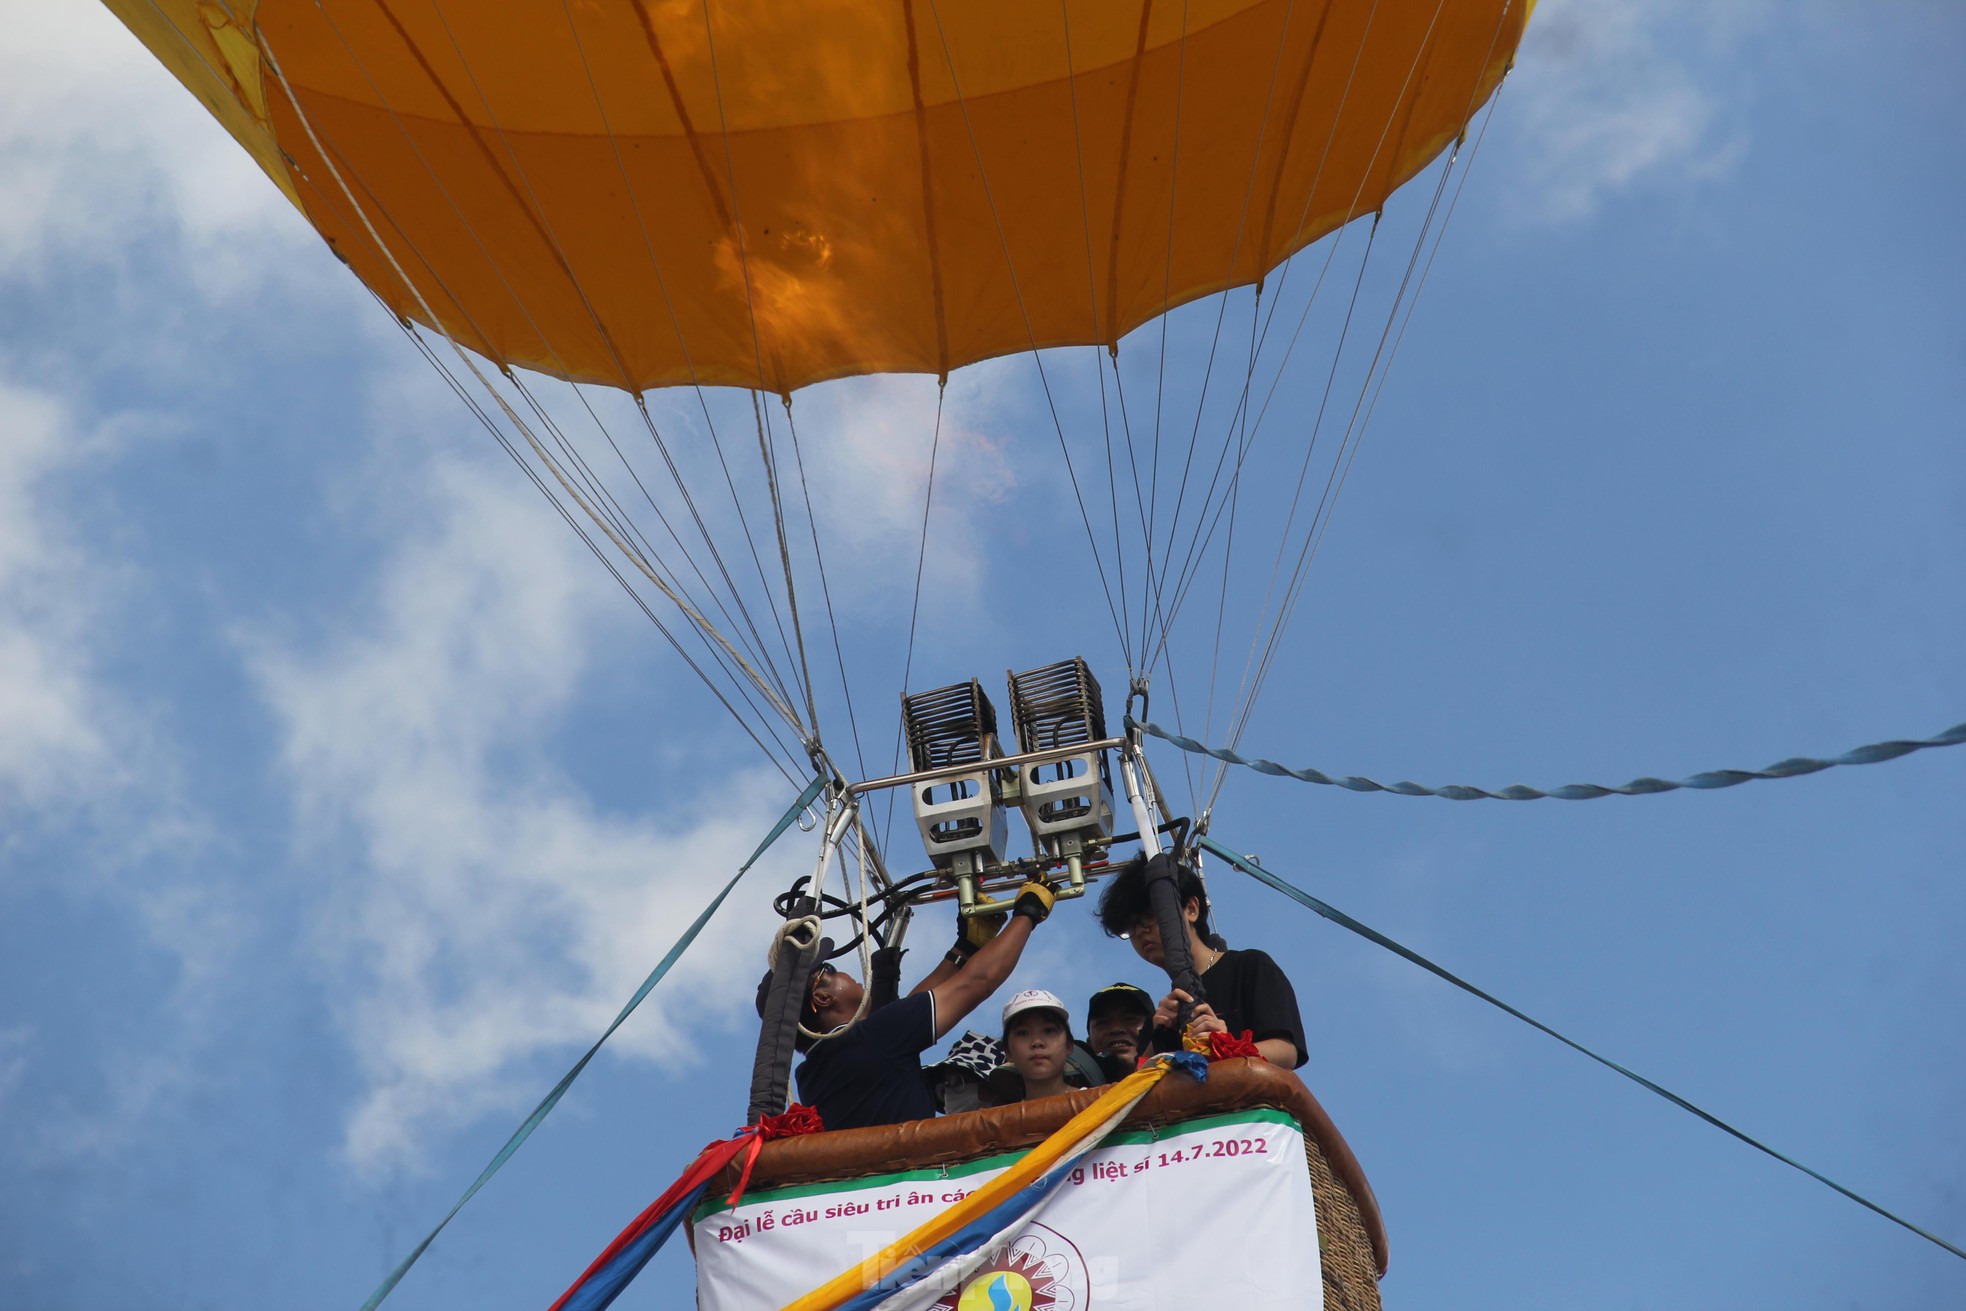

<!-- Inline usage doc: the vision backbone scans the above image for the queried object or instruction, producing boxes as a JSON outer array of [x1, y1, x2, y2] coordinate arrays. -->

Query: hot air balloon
[[100, 3, 1637, 1309]]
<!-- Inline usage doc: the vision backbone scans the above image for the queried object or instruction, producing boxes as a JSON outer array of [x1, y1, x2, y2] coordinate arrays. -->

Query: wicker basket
[[1304, 1119, 1382, 1311]]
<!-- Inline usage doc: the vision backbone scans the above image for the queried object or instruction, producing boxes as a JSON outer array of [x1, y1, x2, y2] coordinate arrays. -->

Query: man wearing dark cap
[[768, 879, 1059, 1132], [1082, 982, 1155, 1081]]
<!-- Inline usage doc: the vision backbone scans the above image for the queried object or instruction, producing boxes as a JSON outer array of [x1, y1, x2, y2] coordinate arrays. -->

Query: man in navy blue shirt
[[793, 879, 1059, 1131]]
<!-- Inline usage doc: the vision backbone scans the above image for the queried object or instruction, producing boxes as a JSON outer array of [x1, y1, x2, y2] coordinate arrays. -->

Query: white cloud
[[1504, 0, 1762, 222], [0, 373, 234, 1165], [0, 4, 312, 293], [0, 373, 210, 876], [244, 422, 810, 1171], [787, 368, 1020, 611], [0, 376, 122, 820]]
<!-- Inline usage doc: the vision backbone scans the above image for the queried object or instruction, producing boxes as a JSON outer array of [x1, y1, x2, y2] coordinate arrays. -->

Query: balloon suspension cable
[[258, 36, 809, 745]]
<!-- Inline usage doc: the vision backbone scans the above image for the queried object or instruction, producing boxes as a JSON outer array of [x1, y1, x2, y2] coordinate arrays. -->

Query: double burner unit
[[899, 658, 1120, 917]]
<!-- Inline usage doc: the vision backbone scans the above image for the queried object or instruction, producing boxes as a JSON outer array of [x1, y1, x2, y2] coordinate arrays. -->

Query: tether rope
[[1138, 717, 1966, 800], [354, 773, 830, 1311], [1196, 836, 1966, 1263]]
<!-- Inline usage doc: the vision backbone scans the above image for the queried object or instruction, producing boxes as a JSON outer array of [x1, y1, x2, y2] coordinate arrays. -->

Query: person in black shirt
[[1095, 855, 1307, 1069], [779, 879, 1060, 1131]]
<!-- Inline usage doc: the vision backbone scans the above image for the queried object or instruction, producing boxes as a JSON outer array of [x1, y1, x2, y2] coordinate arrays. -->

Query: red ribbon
[[1206, 1029, 1263, 1061], [726, 1103, 824, 1206], [758, 1103, 825, 1140]]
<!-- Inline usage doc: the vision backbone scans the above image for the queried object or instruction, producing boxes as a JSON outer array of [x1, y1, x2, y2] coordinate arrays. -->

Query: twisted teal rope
[[1133, 717, 1966, 800], [357, 772, 830, 1311], [1196, 835, 1966, 1263]]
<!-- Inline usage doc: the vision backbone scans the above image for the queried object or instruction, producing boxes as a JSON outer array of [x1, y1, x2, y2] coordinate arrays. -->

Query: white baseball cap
[[1001, 988, 1071, 1032]]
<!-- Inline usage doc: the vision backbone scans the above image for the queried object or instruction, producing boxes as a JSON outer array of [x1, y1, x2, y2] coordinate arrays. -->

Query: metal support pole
[[1120, 741, 1163, 857], [849, 736, 1127, 796]]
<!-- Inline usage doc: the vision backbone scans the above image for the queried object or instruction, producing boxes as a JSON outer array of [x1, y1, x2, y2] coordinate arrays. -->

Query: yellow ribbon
[[779, 1062, 1169, 1311]]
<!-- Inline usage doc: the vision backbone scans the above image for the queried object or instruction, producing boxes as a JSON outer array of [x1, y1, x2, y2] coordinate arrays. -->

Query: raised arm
[[924, 882, 1056, 1041], [910, 907, 1006, 1000]]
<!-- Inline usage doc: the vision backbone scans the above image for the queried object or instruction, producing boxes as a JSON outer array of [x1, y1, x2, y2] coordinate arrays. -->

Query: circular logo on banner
[[955, 1270, 1032, 1311], [935, 1223, 1090, 1311]]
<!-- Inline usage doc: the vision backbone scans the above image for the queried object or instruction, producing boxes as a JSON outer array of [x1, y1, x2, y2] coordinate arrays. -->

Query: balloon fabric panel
[[108, 0, 1527, 393]]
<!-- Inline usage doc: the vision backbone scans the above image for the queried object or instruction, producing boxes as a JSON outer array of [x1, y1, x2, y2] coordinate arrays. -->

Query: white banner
[[693, 1107, 1321, 1311]]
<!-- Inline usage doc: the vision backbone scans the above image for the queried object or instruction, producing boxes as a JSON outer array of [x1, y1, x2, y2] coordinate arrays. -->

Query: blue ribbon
[[557, 1182, 710, 1311]]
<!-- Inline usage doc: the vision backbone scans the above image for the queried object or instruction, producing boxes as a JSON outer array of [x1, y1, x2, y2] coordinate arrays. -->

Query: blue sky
[[2, 3, 1962, 1309]]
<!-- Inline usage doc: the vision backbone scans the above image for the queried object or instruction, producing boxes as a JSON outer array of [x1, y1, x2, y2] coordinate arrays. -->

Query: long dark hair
[[1095, 853, 1215, 942]]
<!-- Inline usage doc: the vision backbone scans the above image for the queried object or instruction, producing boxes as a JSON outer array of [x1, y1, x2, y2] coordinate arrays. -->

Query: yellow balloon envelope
[[107, 0, 1528, 393]]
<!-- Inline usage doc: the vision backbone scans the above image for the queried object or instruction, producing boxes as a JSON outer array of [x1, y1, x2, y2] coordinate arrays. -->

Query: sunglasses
[[806, 962, 837, 1003]]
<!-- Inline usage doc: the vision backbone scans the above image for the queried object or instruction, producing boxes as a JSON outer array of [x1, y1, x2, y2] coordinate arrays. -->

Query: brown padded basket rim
[[717, 1059, 1387, 1276]]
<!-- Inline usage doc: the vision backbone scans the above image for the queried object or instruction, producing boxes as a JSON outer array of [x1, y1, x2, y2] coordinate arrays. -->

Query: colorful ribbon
[[547, 1140, 739, 1311], [550, 1106, 825, 1311]]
